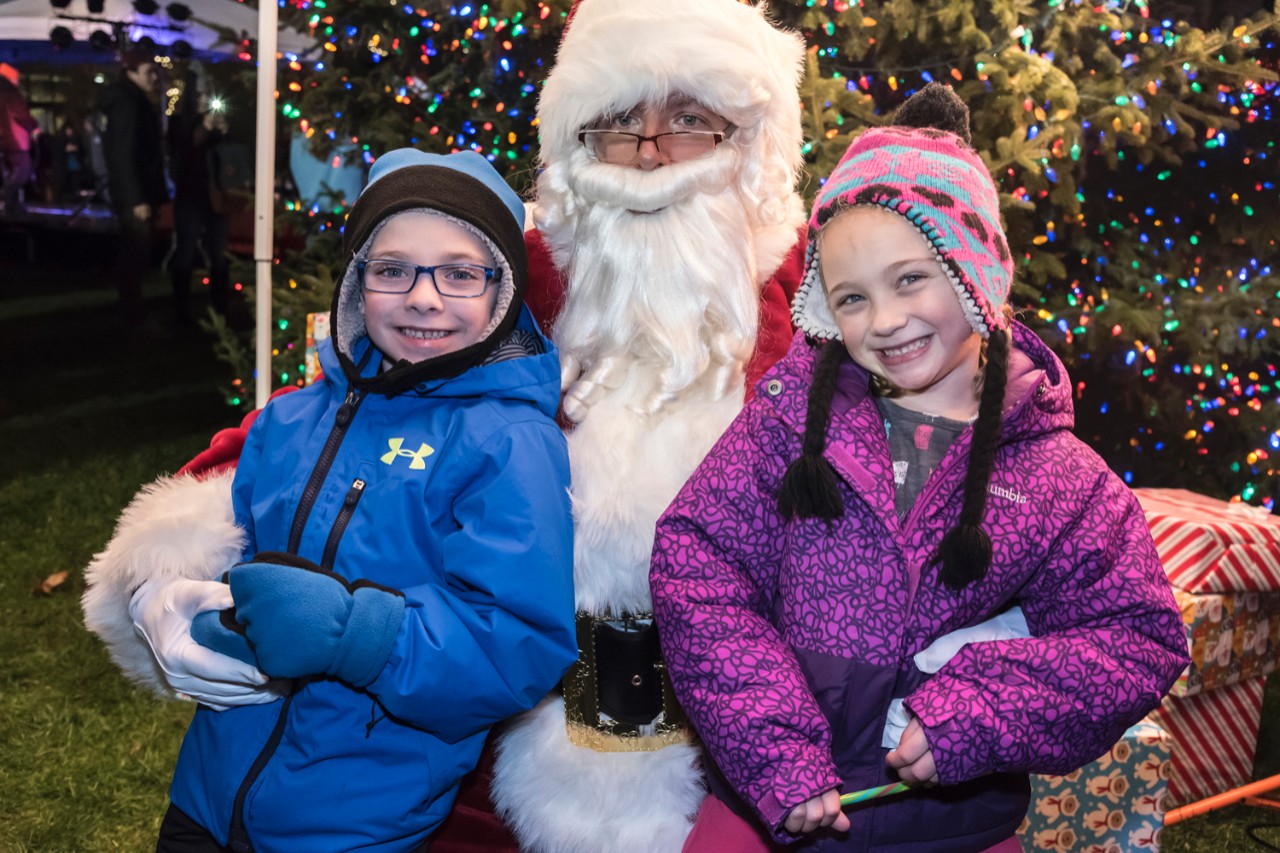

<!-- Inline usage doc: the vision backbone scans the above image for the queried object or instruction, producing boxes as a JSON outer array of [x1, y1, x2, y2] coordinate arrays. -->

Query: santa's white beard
[[538, 152, 761, 420]]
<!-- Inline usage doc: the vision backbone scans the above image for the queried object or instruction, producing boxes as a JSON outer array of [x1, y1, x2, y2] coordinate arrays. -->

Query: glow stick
[[839, 781, 913, 807]]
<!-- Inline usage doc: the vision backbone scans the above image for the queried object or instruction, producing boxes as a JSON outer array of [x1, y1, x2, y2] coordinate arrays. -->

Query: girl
[[650, 84, 1188, 852]]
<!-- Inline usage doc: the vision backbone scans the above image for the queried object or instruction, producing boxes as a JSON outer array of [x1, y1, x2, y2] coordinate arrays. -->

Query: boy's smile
[[361, 211, 499, 365]]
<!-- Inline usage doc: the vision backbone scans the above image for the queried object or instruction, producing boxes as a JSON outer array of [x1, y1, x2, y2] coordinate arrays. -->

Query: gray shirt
[[874, 396, 970, 519]]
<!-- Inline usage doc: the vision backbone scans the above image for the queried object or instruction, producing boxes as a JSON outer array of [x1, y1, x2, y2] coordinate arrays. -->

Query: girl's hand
[[783, 789, 851, 836], [886, 715, 939, 784]]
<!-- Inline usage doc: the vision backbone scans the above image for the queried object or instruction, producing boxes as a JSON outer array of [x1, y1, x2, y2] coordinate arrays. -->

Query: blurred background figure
[[0, 64, 39, 217], [168, 65, 233, 323], [54, 118, 87, 201], [81, 113, 109, 199], [100, 48, 168, 327]]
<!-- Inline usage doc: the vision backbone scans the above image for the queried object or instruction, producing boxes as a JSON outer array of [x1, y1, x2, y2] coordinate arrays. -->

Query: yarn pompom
[[892, 82, 971, 144]]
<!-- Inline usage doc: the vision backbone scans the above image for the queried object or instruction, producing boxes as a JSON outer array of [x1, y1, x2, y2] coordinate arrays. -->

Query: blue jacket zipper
[[321, 478, 366, 570], [286, 389, 364, 554], [226, 694, 294, 853], [228, 384, 365, 850]]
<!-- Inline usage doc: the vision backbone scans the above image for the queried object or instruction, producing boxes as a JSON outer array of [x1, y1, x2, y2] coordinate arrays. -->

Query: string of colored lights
[[224, 0, 1277, 506]]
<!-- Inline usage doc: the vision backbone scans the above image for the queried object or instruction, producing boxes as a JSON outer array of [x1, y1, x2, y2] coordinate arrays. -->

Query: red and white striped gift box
[[1134, 488, 1280, 594], [1148, 677, 1266, 806]]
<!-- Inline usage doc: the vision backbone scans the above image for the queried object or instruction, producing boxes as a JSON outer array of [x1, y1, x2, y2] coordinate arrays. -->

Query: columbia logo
[[381, 437, 434, 470], [987, 484, 1028, 504]]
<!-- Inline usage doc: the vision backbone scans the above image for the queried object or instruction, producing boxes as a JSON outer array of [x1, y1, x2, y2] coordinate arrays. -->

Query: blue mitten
[[217, 551, 405, 687], [191, 606, 259, 667]]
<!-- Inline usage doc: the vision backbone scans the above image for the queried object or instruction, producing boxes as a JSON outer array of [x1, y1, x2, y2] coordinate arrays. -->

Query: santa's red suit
[[82, 1, 807, 850]]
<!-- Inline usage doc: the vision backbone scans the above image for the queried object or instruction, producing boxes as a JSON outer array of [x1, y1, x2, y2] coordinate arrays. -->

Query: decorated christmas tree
[[775, 0, 1279, 507], [220, 0, 1279, 507]]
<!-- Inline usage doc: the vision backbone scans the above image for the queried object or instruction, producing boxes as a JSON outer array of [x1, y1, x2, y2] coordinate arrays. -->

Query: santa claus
[[82, 1, 807, 850], [488, 1, 806, 850]]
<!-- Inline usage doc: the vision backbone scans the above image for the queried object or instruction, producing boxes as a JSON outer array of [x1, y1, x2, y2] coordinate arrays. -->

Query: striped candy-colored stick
[[839, 781, 913, 807]]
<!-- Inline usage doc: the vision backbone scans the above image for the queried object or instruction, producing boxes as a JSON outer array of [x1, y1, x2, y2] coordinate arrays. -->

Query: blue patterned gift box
[[1018, 719, 1172, 852]]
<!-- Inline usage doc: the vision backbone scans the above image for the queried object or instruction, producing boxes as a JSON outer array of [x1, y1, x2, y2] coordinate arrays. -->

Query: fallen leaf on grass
[[37, 570, 70, 595]]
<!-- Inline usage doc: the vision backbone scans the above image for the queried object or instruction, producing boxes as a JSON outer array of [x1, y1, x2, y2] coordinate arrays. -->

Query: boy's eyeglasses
[[357, 259, 499, 299], [577, 129, 730, 165]]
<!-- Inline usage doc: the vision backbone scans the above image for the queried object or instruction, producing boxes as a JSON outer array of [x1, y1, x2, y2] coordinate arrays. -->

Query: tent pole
[[253, 0, 279, 408]]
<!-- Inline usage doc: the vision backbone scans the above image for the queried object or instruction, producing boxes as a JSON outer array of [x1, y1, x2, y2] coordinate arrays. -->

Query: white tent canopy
[[0, 0, 312, 59], [2, 0, 309, 407]]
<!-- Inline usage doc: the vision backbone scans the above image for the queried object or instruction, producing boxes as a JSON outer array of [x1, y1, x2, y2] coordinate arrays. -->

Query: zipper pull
[[345, 479, 366, 506], [365, 701, 386, 738], [335, 390, 361, 426]]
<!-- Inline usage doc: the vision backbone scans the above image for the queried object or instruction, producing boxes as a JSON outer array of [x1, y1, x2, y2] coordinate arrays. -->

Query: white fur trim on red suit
[[493, 696, 707, 853], [564, 383, 745, 613], [538, 0, 805, 239], [493, 375, 744, 852], [81, 470, 243, 697]]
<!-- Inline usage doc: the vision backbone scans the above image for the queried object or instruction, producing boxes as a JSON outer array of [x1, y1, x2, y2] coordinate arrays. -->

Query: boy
[[93, 149, 577, 853]]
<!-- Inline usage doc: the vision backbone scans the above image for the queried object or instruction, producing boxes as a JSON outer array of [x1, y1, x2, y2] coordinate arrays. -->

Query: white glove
[[129, 578, 286, 711], [881, 607, 1030, 748]]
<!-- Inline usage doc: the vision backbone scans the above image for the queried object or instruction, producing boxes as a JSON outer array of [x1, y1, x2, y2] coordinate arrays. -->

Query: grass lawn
[[2, 225, 1279, 851], [1, 227, 234, 851]]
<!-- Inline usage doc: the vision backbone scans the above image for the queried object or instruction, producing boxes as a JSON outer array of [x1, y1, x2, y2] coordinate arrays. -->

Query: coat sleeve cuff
[[904, 681, 993, 784], [753, 750, 844, 842], [81, 470, 245, 697]]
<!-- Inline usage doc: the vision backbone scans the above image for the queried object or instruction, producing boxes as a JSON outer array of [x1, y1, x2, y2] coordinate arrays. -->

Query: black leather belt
[[562, 610, 689, 752]]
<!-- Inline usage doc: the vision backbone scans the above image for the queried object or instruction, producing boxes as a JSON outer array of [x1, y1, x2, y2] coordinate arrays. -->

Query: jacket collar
[[316, 304, 563, 419], [757, 321, 1075, 444]]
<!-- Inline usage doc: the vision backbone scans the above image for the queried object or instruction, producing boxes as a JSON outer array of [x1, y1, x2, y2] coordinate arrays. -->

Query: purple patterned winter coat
[[651, 323, 1188, 852]]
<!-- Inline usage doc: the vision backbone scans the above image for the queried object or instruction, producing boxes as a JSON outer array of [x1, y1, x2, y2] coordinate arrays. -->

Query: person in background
[[81, 112, 109, 198], [55, 118, 87, 201], [168, 70, 232, 323], [100, 48, 168, 326], [0, 65, 39, 217]]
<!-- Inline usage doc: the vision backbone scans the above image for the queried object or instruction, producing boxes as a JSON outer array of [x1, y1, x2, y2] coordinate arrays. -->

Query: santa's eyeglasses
[[578, 129, 730, 165]]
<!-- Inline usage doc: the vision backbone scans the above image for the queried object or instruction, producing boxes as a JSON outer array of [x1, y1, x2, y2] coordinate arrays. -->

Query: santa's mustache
[[566, 150, 737, 213], [544, 164, 760, 419]]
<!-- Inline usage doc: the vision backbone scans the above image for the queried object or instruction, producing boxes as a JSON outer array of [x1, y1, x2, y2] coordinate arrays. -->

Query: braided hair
[[933, 326, 1009, 590], [776, 340, 847, 521], [779, 82, 1015, 591]]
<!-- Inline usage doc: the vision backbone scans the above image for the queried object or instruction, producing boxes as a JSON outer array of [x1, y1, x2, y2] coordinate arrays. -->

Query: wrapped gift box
[[1131, 488, 1279, 805], [1171, 587, 1280, 697], [304, 311, 330, 386], [1147, 676, 1266, 807], [1134, 488, 1280, 594], [1018, 720, 1172, 852]]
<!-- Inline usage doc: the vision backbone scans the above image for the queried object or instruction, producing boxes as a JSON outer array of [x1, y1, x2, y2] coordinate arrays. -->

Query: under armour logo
[[381, 437, 435, 469]]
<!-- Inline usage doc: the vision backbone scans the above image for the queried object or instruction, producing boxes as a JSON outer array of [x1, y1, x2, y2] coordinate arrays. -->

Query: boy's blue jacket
[[170, 306, 576, 853]]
